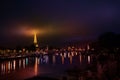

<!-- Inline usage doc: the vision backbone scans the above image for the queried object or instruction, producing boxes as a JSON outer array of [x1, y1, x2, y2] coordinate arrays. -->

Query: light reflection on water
[[13, 60, 16, 70], [0, 54, 92, 76], [8, 61, 10, 72], [19, 60, 21, 68], [52, 55, 55, 64], [88, 55, 91, 64], [70, 55, 72, 64], [80, 55, 82, 63], [34, 57, 38, 76], [23, 59, 25, 68], [0, 58, 28, 75], [26, 58, 28, 65]]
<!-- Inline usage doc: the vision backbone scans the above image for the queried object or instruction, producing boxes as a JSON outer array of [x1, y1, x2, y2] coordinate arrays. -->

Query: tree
[[98, 32, 120, 49]]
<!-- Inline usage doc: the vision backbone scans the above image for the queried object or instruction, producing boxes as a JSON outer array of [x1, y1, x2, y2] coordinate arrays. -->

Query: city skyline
[[0, 1, 120, 80]]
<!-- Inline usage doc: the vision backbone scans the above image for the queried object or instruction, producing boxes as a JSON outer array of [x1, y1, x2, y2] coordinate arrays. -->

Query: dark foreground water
[[0, 54, 119, 80]]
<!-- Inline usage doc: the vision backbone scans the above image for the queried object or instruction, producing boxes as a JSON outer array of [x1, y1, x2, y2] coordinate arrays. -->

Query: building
[[34, 32, 39, 48]]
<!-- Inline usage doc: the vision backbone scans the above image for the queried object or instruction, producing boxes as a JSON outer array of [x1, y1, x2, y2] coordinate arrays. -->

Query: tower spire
[[34, 32, 37, 44], [33, 32, 38, 48]]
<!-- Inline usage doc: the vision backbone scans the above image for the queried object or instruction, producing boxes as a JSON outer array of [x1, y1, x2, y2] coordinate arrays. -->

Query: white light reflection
[[88, 55, 91, 64], [64, 53, 67, 58], [80, 55, 82, 63], [1, 64, 3, 71], [68, 53, 70, 58], [8, 61, 10, 73], [75, 52, 77, 55], [1, 64, 6, 74], [71, 52, 74, 56], [1, 64, 4, 74], [19, 60, 22, 68], [13, 60, 16, 70], [23, 59, 26, 68], [60, 53, 62, 56]]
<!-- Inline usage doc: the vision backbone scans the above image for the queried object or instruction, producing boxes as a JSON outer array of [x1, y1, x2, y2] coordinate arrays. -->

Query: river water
[[0, 54, 119, 80]]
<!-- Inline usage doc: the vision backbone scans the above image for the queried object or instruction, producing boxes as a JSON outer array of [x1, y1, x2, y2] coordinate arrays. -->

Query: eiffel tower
[[33, 32, 38, 48]]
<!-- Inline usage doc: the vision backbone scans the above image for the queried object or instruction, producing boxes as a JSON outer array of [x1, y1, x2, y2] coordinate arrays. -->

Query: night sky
[[0, 0, 120, 47]]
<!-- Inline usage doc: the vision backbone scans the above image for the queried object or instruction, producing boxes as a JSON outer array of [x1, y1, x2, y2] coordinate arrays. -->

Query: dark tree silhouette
[[98, 32, 120, 48]]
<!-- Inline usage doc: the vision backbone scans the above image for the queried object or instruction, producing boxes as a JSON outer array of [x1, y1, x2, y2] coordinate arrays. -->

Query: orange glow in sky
[[12, 26, 52, 37]]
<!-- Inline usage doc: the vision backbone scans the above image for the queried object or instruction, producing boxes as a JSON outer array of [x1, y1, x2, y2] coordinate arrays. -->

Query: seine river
[[0, 53, 119, 80]]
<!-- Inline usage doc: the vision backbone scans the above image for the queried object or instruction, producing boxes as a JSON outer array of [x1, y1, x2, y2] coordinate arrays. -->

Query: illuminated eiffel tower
[[33, 32, 38, 48]]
